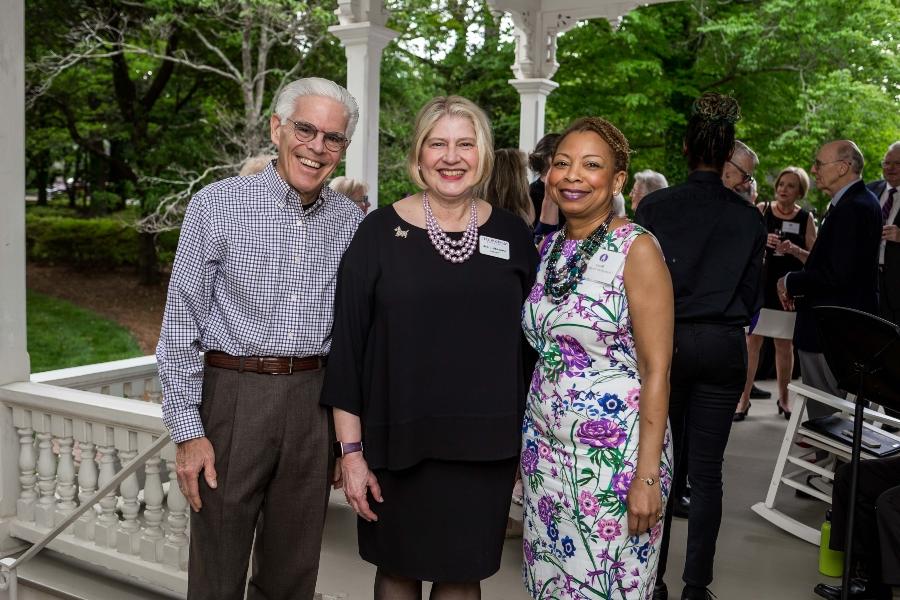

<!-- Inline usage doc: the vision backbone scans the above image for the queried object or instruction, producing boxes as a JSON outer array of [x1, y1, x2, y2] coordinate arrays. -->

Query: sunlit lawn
[[27, 290, 142, 373]]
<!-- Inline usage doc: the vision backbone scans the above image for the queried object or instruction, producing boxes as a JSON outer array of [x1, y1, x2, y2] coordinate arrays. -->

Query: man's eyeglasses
[[813, 158, 848, 170], [283, 118, 349, 152], [727, 160, 754, 184], [882, 161, 900, 169]]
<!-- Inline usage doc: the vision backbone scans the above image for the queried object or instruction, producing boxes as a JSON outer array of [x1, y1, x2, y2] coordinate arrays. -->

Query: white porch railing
[[0, 361, 188, 597], [31, 356, 162, 403]]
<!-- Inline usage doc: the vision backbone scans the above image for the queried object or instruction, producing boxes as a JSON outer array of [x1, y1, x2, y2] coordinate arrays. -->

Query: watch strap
[[333, 441, 363, 457]]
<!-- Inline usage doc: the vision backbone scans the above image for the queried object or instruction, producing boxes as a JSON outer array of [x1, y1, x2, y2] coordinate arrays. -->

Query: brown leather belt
[[205, 351, 327, 375]]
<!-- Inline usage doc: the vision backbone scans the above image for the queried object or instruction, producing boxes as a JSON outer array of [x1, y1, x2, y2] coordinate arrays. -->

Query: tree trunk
[[137, 230, 160, 285], [35, 151, 49, 206]]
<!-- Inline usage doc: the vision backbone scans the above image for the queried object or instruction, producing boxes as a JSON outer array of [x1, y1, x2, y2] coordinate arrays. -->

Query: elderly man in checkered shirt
[[156, 77, 364, 600]]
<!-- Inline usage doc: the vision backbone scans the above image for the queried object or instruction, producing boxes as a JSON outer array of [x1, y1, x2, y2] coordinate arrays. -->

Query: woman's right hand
[[340, 453, 383, 522], [766, 232, 780, 249]]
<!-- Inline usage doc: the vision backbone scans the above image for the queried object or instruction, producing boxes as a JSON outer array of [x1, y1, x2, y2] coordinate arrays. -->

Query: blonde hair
[[239, 154, 277, 176], [407, 96, 494, 193], [328, 176, 368, 201], [774, 166, 810, 199]]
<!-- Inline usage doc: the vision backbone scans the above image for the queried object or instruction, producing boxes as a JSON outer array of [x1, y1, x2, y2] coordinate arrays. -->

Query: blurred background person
[[722, 140, 758, 204], [239, 153, 277, 176], [329, 175, 371, 213], [868, 141, 900, 326], [636, 93, 766, 600], [527, 132, 561, 227], [486, 148, 535, 226], [630, 169, 669, 212], [734, 166, 816, 421]]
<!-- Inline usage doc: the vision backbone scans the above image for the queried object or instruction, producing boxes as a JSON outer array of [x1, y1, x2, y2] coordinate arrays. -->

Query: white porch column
[[510, 78, 559, 154], [0, 0, 30, 549], [329, 4, 397, 213]]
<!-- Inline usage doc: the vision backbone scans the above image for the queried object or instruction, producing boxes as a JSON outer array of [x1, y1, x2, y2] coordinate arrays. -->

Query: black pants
[[657, 323, 747, 588], [830, 456, 900, 597]]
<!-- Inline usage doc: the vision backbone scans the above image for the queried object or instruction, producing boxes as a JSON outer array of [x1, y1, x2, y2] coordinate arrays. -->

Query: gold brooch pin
[[394, 226, 408, 239]]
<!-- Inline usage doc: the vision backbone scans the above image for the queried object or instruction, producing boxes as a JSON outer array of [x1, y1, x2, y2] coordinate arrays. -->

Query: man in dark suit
[[777, 140, 882, 418], [868, 142, 900, 325]]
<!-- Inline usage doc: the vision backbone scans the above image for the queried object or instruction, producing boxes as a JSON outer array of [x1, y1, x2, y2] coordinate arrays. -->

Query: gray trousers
[[187, 366, 332, 600], [798, 350, 846, 419]]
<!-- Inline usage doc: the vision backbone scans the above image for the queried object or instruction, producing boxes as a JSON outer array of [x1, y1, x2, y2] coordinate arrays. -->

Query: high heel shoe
[[733, 402, 751, 422], [777, 399, 791, 420]]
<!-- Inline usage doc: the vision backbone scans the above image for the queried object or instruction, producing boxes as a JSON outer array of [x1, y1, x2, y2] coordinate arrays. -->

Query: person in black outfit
[[635, 93, 766, 600], [777, 140, 882, 419], [321, 95, 538, 600], [814, 456, 900, 600], [734, 166, 817, 421]]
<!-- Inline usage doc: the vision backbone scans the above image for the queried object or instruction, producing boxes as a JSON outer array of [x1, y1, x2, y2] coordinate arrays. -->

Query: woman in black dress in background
[[321, 95, 538, 600], [734, 166, 817, 420]]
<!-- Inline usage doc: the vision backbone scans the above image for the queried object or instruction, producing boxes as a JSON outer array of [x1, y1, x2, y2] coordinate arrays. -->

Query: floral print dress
[[521, 223, 673, 600]]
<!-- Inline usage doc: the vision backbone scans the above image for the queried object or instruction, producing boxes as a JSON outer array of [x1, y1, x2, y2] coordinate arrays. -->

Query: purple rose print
[[576, 418, 626, 448], [528, 283, 545, 303], [611, 471, 634, 503], [523, 539, 535, 565], [556, 335, 592, 373], [562, 239, 578, 261], [538, 495, 555, 526], [521, 447, 539, 475]]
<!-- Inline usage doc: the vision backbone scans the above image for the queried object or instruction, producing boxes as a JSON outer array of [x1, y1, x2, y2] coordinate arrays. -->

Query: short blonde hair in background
[[239, 154, 277, 176], [774, 166, 810, 199], [407, 96, 494, 193], [328, 176, 368, 201]]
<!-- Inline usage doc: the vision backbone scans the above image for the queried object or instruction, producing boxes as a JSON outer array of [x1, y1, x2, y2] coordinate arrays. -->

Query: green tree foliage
[[549, 0, 899, 212], [25, 0, 899, 251]]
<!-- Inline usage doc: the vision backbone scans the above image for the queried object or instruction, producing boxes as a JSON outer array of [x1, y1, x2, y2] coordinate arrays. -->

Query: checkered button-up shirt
[[157, 161, 364, 443]]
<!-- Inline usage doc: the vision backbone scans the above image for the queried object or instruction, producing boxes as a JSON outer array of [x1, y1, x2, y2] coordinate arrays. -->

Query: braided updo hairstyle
[[557, 116, 631, 174], [684, 92, 741, 172]]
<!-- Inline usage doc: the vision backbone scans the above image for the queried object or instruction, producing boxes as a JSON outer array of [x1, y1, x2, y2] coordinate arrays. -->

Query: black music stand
[[814, 306, 900, 600]]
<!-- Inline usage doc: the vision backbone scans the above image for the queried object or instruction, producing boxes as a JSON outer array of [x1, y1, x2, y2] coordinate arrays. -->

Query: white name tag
[[781, 221, 800, 235], [584, 250, 625, 284], [479, 236, 510, 260]]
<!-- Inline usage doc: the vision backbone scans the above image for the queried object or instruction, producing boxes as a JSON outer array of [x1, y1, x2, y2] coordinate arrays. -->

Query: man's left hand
[[777, 276, 794, 311], [884, 225, 900, 243]]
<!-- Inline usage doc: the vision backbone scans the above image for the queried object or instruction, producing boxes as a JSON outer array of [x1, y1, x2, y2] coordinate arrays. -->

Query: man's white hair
[[274, 77, 360, 139], [733, 140, 759, 169], [633, 169, 668, 194]]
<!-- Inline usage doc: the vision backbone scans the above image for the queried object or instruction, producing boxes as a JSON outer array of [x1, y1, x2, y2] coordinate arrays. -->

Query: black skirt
[[358, 457, 518, 582]]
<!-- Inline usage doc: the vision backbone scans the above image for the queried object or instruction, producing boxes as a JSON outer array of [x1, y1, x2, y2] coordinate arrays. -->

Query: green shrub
[[27, 213, 140, 267]]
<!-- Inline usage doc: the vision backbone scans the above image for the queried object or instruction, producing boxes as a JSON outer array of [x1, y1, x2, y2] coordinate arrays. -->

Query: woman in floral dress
[[521, 117, 675, 600]]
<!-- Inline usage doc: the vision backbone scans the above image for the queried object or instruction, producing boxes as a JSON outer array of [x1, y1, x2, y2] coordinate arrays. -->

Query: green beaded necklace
[[544, 211, 615, 304]]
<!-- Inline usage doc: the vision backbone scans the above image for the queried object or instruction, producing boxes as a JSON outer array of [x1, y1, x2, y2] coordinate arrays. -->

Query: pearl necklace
[[423, 192, 479, 264]]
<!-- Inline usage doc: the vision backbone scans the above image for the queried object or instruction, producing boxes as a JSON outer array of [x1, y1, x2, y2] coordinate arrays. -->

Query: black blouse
[[321, 205, 539, 470], [635, 170, 766, 326]]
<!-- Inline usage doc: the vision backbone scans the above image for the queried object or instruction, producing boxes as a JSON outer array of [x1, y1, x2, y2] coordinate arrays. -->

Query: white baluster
[[140, 456, 165, 562], [163, 461, 189, 571], [54, 435, 77, 527], [94, 444, 119, 547], [34, 429, 57, 528], [16, 424, 36, 522], [74, 438, 98, 541], [116, 447, 141, 554]]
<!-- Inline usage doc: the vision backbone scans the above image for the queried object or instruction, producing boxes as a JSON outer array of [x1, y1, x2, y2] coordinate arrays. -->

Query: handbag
[[750, 308, 796, 340]]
